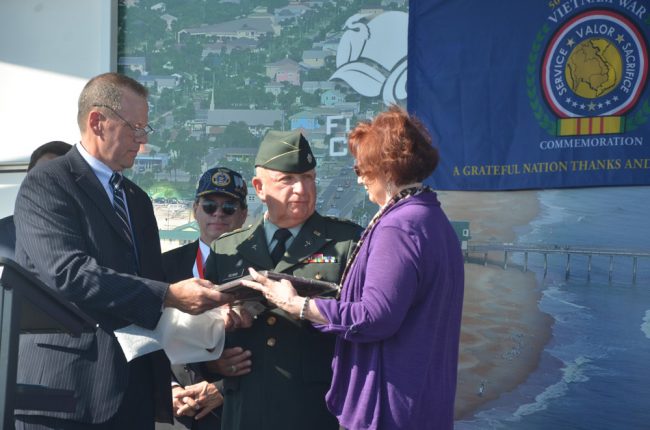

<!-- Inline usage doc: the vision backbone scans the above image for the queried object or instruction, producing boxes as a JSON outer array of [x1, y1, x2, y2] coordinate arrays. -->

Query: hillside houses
[[177, 16, 279, 43], [119, 56, 146, 74], [137, 74, 181, 91], [274, 3, 311, 22], [201, 39, 260, 59], [265, 57, 301, 86], [301, 50, 333, 69], [290, 107, 343, 130], [302, 81, 336, 94], [321, 89, 345, 105], [264, 82, 284, 96], [312, 35, 340, 54], [203, 147, 257, 166], [290, 104, 359, 131], [206, 109, 283, 136]]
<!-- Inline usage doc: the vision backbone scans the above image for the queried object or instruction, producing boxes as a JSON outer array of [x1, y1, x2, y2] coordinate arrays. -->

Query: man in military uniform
[[203, 130, 362, 430]]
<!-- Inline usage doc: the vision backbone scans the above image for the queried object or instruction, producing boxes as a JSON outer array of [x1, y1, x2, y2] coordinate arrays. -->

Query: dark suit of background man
[[13, 72, 231, 430], [157, 166, 251, 430], [204, 130, 363, 430], [0, 140, 72, 260]]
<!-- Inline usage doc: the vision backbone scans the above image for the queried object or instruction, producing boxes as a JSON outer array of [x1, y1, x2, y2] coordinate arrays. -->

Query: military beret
[[196, 167, 247, 204], [255, 130, 316, 173]]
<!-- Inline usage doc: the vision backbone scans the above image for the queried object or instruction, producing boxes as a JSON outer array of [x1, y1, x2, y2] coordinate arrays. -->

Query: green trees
[[217, 122, 258, 148]]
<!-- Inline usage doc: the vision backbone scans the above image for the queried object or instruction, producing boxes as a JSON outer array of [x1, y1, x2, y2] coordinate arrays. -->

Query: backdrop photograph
[[118, 0, 650, 428]]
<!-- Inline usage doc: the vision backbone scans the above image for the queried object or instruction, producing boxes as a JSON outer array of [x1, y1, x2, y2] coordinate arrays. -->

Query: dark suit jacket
[[13, 147, 173, 424], [204, 213, 362, 430], [159, 241, 221, 430], [0, 214, 16, 259], [162, 240, 198, 284]]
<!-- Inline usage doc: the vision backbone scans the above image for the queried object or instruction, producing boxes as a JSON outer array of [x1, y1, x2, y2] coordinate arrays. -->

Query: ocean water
[[455, 187, 650, 430]]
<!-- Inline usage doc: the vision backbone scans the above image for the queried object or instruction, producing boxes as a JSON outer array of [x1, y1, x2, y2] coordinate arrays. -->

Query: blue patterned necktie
[[109, 172, 134, 246]]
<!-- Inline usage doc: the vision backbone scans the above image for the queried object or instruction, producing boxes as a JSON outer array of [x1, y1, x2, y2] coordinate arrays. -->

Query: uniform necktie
[[109, 172, 134, 246], [270, 228, 291, 266]]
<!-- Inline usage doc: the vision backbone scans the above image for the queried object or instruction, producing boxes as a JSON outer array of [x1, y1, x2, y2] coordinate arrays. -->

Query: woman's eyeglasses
[[201, 200, 238, 216], [353, 165, 362, 177]]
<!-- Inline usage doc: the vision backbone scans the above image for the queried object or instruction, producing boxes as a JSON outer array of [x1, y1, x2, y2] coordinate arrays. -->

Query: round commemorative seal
[[541, 9, 648, 118]]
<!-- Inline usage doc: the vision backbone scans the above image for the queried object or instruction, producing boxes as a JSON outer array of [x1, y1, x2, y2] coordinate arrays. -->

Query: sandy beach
[[437, 191, 553, 419]]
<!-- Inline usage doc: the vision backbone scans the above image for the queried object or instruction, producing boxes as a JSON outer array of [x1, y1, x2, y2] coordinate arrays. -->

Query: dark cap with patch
[[254, 130, 316, 173], [196, 167, 247, 204]]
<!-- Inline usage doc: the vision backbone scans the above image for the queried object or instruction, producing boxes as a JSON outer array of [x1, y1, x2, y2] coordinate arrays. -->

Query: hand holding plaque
[[214, 271, 339, 303]]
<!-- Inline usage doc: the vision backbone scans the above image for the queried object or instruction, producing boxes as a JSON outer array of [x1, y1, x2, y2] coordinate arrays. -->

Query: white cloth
[[115, 307, 226, 364]]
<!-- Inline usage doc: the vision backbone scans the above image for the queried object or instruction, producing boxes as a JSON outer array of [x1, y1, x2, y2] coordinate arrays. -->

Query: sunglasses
[[201, 200, 238, 216]]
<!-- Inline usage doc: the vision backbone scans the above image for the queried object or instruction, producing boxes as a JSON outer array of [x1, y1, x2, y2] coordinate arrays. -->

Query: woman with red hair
[[244, 106, 465, 429]]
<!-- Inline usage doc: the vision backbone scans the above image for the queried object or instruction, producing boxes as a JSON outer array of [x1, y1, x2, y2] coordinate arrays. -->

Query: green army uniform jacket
[[204, 212, 362, 430]]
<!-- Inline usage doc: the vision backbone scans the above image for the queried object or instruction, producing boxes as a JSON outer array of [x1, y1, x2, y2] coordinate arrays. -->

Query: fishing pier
[[466, 242, 650, 283]]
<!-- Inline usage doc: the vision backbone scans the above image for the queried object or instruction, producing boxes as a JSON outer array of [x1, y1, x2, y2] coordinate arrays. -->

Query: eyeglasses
[[353, 165, 362, 177], [201, 200, 239, 216], [93, 104, 154, 137]]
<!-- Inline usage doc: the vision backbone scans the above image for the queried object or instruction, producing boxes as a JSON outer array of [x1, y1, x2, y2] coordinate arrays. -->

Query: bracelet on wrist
[[299, 296, 310, 320]]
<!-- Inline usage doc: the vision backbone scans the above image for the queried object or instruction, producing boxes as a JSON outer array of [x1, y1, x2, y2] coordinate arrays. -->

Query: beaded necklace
[[336, 184, 434, 299]]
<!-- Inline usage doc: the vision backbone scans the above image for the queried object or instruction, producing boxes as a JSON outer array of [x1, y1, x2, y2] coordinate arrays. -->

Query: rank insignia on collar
[[313, 230, 321, 236], [304, 240, 311, 247]]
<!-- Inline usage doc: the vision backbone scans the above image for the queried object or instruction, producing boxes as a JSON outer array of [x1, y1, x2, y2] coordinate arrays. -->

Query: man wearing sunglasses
[[203, 130, 362, 430], [158, 167, 250, 430]]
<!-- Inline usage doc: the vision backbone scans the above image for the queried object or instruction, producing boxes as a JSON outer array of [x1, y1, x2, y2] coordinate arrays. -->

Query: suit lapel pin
[[313, 230, 321, 236]]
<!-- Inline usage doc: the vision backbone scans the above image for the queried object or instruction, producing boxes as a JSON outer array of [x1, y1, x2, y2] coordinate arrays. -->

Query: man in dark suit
[[0, 140, 72, 260], [203, 130, 362, 430], [13, 73, 231, 430], [158, 166, 251, 430]]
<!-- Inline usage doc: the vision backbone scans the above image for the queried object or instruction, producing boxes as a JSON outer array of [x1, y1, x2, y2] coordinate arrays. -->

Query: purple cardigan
[[314, 192, 464, 430]]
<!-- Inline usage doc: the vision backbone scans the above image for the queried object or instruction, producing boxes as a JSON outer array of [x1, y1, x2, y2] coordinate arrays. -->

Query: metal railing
[[466, 242, 650, 283]]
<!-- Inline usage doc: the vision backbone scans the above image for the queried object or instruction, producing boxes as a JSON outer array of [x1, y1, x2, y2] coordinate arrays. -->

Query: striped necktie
[[109, 172, 134, 246]]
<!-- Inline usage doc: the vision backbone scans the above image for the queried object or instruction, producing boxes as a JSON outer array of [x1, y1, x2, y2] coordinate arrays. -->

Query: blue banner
[[408, 0, 650, 190]]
